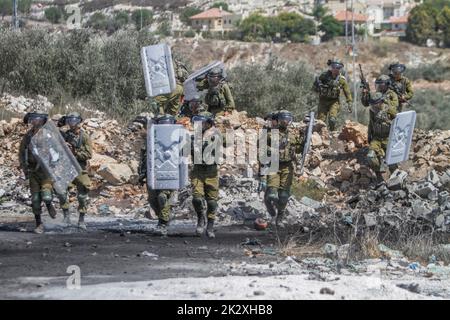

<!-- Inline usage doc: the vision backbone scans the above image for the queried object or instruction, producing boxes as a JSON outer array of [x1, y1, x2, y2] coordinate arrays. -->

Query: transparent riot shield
[[30, 121, 82, 195], [183, 61, 226, 101], [385, 110, 416, 165], [147, 123, 189, 190], [141, 43, 177, 97], [299, 112, 315, 175]]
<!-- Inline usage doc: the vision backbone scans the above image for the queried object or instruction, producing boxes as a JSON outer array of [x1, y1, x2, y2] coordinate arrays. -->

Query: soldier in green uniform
[[57, 112, 92, 230], [313, 58, 353, 131], [19, 111, 57, 234], [138, 115, 179, 236], [177, 94, 206, 120], [196, 67, 235, 116], [263, 111, 305, 227], [388, 62, 414, 112], [190, 111, 221, 238], [362, 75, 399, 144], [153, 58, 190, 115], [363, 92, 398, 182]]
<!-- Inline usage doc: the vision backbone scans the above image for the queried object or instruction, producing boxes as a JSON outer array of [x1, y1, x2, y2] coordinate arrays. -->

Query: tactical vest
[[205, 84, 227, 112], [370, 105, 392, 139], [319, 76, 342, 99], [390, 76, 406, 96], [279, 131, 297, 163]]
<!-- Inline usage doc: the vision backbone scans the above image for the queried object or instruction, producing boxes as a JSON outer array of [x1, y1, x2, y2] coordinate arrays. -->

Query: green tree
[[405, 5, 438, 46], [45, 6, 63, 24], [437, 6, 450, 47], [113, 11, 129, 28], [210, 2, 229, 12], [131, 9, 152, 31], [180, 6, 202, 24], [319, 15, 342, 41], [312, 4, 328, 21], [157, 20, 171, 37], [86, 12, 108, 30]]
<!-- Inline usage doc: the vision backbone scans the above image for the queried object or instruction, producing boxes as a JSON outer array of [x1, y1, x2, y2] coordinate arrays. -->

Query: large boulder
[[97, 163, 133, 186], [339, 120, 368, 148]]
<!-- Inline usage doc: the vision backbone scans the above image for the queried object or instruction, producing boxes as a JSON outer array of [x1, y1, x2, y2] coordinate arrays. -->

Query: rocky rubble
[[0, 95, 449, 235]]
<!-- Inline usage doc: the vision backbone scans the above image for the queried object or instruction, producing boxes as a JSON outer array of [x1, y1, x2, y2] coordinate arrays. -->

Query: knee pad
[[157, 193, 168, 209], [265, 187, 279, 203], [367, 149, 380, 169], [77, 193, 89, 208], [192, 197, 204, 213], [278, 190, 290, 206], [41, 190, 53, 205], [329, 117, 337, 130], [206, 199, 218, 214], [31, 192, 42, 211]]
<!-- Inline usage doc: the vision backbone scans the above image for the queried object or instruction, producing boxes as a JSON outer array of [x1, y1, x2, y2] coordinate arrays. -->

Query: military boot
[[46, 202, 57, 219], [34, 215, 44, 234], [156, 220, 168, 237], [78, 213, 87, 231], [196, 213, 206, 236], [276, 210, 286, 228], [63, 209, 71, 226], [206, 219, 215, 239]]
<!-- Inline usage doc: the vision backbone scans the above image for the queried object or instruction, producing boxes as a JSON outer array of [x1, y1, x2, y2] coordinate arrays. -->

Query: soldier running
[[190, 111, 222, 238], [362, 74, 399, 144], [262, 110, 305, 227], [19, 111, 58, 234], [57, 112, 93, 230], [313, 58, 352, 132], [196, 67, 235, 116], [138, 115, 179, 236], [388, 61, 414, 112], [362, 92, 398, 182]]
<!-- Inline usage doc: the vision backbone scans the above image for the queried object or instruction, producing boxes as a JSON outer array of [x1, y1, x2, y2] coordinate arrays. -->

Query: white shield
[[299, 112, 315, 175], [183, 61, 225, 101], [141, 43, 177, 97], [385, 110, 416, 165], [30, 121, 82, 195], [147, 123, 189, 190]]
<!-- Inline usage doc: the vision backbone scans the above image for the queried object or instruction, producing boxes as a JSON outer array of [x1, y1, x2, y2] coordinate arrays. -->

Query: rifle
[[390, 81, 414, 108], [359, 64, 370, 92]]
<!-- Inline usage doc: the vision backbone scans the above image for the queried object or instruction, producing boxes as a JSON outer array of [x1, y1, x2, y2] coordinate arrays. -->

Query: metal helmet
[[191, 111, 214, 125], [264, 111, 277, 121], [207, 67, 223, 78], [369, 92, 385, 105], [375, 74, 391, 91], [277, 110, 293, 128], [389, 61, 406, 74], [156, 114, 176, 125], [23, 111, 48, 125], [327, 58, 344, 70], [65, 112, 83, 126]]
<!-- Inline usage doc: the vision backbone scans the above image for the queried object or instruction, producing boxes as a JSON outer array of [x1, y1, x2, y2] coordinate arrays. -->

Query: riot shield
[[30, 121, 82, 195], [141, 44, 177, 97], [183, 61, 226, 101], [298, 112, 315, 175], [385, 110, 416, 165], [147, 122, 189, 190]]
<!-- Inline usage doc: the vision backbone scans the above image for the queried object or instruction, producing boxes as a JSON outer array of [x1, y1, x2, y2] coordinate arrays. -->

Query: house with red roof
[[189, 7, 241, 32]]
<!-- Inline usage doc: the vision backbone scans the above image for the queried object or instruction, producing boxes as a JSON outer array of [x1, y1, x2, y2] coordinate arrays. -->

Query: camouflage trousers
[[29, 170, 53, 216], [147, 189, 173, 223], [58, 170, 91, 214], [318, 99, 340, 131], [368, 138, 398, 175], [154, 84, 183, 115], [264, 162, 294, 216], [191, 166, 219, 220]]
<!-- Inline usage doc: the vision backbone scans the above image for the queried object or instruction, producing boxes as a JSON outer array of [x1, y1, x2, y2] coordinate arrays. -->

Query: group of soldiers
[[313, 58, 414, 181], [18, 55, 414, 236]]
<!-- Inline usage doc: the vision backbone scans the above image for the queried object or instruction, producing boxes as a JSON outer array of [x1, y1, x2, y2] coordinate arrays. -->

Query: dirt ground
[[1, 214, 449, 300]]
